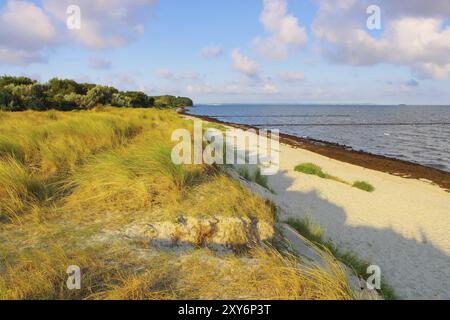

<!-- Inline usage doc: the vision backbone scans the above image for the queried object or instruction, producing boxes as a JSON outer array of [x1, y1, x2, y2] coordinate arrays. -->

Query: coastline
[[181, 108, 450, 192], [180, 108, 450, 299]]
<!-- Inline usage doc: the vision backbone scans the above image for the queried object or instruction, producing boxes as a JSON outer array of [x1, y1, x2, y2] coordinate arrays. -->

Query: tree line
[[0, 76, 193, 111]]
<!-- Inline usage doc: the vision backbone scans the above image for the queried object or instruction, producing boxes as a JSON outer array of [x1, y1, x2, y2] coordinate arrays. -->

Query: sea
[[187, 104, 450, 172]]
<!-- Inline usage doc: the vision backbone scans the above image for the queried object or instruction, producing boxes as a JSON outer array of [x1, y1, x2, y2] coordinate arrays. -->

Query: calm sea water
[[188, 104, 450, 172]]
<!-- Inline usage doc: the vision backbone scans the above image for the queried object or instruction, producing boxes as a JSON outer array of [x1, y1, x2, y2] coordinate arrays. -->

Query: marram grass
[[0, 107, 354, 300]]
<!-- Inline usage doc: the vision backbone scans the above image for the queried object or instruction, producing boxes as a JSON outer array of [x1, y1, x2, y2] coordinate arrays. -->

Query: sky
[[1, 0, 450, 104]]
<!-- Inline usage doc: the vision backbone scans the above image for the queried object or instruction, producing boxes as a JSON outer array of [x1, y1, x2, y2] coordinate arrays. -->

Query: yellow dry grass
[[0, 107, 354, 300]]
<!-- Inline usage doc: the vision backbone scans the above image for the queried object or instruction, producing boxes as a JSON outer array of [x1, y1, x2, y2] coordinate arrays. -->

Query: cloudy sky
[[1, 0, 450, 104]]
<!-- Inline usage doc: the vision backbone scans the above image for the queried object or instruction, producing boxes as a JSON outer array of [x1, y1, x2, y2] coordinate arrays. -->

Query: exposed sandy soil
[[270, 142, 450, 300]]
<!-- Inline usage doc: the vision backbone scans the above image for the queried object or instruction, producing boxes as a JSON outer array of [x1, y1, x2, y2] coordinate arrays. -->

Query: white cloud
[[279, 71, 305, 82], [417, 63, 450, 81], [254, 0, 307, 59], [231, 49, 260, 77], [262, 82, 278, 94], [0, 0, 156, 65], [312, 0, 450, 79], [42, 0, 156, 49], [0, 0, 58, 65], [201, 45, 223, 58]]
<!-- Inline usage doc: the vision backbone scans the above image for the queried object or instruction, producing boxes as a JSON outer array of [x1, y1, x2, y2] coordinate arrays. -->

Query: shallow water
[[188, 104, 450, 172]]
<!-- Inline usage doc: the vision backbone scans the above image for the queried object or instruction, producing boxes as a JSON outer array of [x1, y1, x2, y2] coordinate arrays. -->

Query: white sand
[[268, 143, 450, 299]]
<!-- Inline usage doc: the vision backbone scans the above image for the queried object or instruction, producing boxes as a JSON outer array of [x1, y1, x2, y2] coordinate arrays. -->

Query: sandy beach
[[188, 113, 450, 299], [270, 142, 450, 299]]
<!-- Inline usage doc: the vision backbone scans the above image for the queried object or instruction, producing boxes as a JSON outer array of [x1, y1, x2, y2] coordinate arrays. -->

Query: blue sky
[[1, 0, 450, 104]]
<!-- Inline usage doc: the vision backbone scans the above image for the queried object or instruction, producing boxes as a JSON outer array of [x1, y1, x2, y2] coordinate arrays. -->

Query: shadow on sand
[[268, 170, 450, 300]]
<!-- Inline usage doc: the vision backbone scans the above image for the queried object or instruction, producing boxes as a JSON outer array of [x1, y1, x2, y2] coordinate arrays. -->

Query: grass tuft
[[254, 167, 270, 190], [295, 163, 375, 191], [237, 166, 272, 192], [286, 217, 397, 300], [352, 181, 375, 192], [294, 163, 343, 182], [0, 135, 24, 162], [295, 163, 328, 178]]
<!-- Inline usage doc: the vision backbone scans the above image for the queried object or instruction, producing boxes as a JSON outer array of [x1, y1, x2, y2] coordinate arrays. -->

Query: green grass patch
[[294, 163, 343, 183], [295, 163, 375, 191], [294, 163, 328, 178], [286, 217, 397, 300], [352, 181, 375, 192]]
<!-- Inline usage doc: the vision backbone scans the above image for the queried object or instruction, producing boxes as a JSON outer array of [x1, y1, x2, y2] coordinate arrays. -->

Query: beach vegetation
[[295, 163, 375, 191], [286, 217, 397, 300], [0, 76, 193, 112], [237, 166, 273, 192], [0, 107, 353, 300], [352, 181, 375, 192], [237, 166, 251, 181], [254, 167, 270, 189], [294, 163, 343, 183]]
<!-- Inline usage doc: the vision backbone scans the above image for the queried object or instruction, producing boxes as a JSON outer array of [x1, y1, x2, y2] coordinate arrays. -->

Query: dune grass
[[286, 217, 397, 300], [353, 181, 375, 192], [0, 107, 355, 300], [295, 163, 329, 178], [237, 166, 252, 181], [0, 241, 352, 300], [294, 163, 343, 183], [295, 162, 375, 192], [237, 166, 273, 192]]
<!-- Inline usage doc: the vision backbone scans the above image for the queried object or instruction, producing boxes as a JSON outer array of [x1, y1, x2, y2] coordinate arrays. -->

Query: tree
[[0, 76, 35, 88], [26, 84, 48, 110], [63, 93, 85, 110], [0, 88, 16, 111], [175, 97, 193, 107], [82, 85, 118, 109], [154, 95, 193, 108], [0, 75, 193, 111], [47, 78, 83, 96], [123, 91, 154, 107]]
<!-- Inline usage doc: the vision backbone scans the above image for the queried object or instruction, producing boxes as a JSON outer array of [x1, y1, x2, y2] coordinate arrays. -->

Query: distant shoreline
[[180, 108, 450, 192]]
